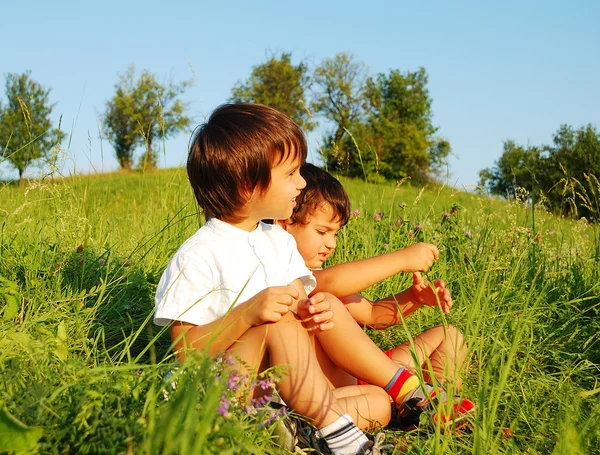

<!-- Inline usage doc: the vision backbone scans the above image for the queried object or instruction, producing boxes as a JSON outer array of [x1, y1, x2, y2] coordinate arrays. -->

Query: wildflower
[[76, 244, 84, 253], [262, 405, 288, 427], [228, 373, 245, 391], [218, 397, 231, 417], [98, 259, 106, 266], [258, 378, 275, 390], [548, 231, 555, 236], [396, 218, 404, 227], [408, 230, 415, 238], [400, 202, 407, 208], [136, 369, 143, 375], [120, 260, 130, 267], [383, 244, 389, 251], [78, 258, 84, 266], [465, 231, 472, 239], [374, 213, 381, 221], [450, 205, 459, 215], [251, 395, 271, 407], [414, 223, 421, 231], [353, 209, 361, 217], [442, 212, 450, 220]]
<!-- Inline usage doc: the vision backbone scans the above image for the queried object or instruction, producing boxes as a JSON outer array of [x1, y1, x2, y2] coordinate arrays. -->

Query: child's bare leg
[[387, 324, 467, 391], [314, 338, 359, 388], [314, 294, 402, 387], [333, 385, 391, 430], [227, 311, 345, 427]]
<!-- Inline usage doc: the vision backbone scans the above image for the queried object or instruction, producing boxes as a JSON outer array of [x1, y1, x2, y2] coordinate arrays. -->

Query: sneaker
[[388, 384, 475, 433], [266, 402, 327, 453], [358, 432, 394, 455]]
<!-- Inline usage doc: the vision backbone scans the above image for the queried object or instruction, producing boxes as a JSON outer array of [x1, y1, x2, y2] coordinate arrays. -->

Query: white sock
[[316, 414, 369, 455]]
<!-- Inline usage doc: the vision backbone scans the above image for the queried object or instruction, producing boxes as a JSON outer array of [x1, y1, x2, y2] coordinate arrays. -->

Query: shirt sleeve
[[154, 252, 222, 326]]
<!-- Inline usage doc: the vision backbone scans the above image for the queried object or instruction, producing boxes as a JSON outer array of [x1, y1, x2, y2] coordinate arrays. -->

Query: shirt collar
[[206, 217, 265, 242]]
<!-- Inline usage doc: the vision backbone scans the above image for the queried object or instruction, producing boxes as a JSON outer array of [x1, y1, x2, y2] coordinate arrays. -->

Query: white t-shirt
[[154, 218, 316, 326]]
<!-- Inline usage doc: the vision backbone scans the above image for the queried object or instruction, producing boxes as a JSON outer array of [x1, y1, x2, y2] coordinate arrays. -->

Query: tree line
[[1, 53, 598, 222], [0, 52, 449, 185], [479, 124, 600, 220]]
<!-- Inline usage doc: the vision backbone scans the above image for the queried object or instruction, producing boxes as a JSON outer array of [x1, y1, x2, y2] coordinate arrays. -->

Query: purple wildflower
[[450, 205, 459, 215], [374, 213, 381, 221], [98, 259, 106, 266], [442, 212, 450, 220], [548, 231, 555, 236], [227, 373, 241, 391], [261, 406, 288, 428], [218, 397, 231, 417], [258, 379, 275, 390], [415, 223, 421, 231], [396, 218, 404, 227], [78, 258, 84, 266], [251, 395, 271, 407], [408, 230, 415, 238], [353, 209, 361, 217], [465, 231, 472, 239]]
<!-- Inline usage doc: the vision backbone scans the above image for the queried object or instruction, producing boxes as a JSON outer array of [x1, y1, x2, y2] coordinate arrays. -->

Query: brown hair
[[187, 103, 307, 222], [290, 163, 351, 227]]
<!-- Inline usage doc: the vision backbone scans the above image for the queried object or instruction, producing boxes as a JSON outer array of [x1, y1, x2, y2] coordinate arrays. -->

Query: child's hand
[[401, 243, 440, 272], [245, 285, 300, 326], [412, 272, 453, 314], [297, 292, 335, 333]]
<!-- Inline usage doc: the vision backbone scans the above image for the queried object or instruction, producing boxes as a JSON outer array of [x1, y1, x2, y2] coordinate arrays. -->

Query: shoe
[[388, 384, 475, 433], [266, 402, 328, 453], [358, 432, 394, 454]]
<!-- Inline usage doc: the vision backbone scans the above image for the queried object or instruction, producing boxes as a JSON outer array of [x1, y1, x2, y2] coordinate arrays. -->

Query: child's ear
[[276, 219, 290, 230]]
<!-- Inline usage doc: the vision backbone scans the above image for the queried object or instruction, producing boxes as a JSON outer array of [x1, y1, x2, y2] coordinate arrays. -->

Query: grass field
[[1, 169, 599, 454]]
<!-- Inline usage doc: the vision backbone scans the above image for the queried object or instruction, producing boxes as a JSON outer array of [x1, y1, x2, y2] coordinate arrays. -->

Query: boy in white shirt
[[155, 104, 390, 454]]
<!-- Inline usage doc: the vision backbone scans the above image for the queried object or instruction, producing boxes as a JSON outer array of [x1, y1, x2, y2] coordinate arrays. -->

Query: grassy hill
[[1, 169, 599, 454]]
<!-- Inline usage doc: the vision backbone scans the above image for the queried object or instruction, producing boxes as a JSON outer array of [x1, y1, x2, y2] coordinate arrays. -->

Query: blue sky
[[2, 0, 599, 188]]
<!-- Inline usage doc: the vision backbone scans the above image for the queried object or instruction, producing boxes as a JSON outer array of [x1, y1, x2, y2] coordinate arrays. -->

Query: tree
[[0, 72, 64, 184], [230, 52, 314, 131], [311, 52, 368, 145], [479, 124, 600, 219], [478, 140, 545, 199], [329, 67, 449, 183], [102, 66, 191, 169]]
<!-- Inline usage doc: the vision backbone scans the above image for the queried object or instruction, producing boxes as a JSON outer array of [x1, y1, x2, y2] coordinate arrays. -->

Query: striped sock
[[385, 367, 420, 404], [317, 414, 369, 455]]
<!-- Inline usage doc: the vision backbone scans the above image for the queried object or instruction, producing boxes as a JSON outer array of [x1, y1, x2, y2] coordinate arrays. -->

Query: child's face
[[286, 202, 342, 269], [254, 152, 306, 221]]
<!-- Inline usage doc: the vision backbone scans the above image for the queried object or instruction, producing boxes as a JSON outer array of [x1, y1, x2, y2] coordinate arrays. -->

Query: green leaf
[[0, 406, 43, 452], [2, 295, 19, 320]]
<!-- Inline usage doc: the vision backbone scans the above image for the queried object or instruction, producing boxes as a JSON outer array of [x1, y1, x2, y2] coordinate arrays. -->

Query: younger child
[[280, 163, 473, 430]]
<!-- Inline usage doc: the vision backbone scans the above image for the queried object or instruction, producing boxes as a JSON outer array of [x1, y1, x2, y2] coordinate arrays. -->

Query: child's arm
[[171, 284, 301, 358], [340, 273, 452, 329], [312, 242, 440, 297]]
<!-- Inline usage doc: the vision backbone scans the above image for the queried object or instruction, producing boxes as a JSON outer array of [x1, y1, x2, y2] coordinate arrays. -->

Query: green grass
[[1, 169, 599, 454]]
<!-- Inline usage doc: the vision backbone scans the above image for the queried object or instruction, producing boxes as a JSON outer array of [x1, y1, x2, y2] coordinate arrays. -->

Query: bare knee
[[446, 324, 465, 347]]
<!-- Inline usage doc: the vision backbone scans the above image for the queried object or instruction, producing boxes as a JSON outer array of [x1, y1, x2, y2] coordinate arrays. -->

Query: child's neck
[[226, 217, 260, 232]]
